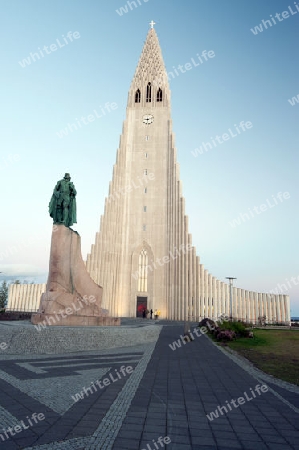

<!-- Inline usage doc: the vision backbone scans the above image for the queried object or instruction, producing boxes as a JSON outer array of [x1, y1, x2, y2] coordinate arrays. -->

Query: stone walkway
[[0, 323, 298, 449]]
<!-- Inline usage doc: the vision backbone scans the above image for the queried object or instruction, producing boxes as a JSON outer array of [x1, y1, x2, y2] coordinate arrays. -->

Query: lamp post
[[226, 277, 237, 321]]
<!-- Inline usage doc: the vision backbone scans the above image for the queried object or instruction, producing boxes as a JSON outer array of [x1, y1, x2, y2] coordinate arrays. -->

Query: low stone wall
[[0, 323, 162, 355], [0, 312, 32, 321]]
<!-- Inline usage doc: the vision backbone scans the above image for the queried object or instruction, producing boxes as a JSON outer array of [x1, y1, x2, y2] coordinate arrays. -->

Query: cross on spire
[[149, 20, 156, 29]]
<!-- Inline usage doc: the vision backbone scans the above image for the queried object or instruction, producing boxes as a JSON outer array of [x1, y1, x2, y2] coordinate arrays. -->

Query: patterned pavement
[[0, 324, 298, 449]]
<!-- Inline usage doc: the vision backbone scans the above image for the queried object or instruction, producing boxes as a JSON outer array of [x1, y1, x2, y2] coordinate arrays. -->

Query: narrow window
[[143, 206, 147, 212], [157, 88, 162, 102], [146, 82, 152, 102], [145, 152, 148, 158], [135, 89, 141, 103], [145, 136, 149, 141], [138, 249, 148, 292], [144, 188, 147, 193], [144, 169, 147, 175], [143, 224, 146, 231]]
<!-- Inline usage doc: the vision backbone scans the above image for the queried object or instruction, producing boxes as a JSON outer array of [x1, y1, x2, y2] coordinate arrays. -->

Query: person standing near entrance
[[150, 309, 153, 319]]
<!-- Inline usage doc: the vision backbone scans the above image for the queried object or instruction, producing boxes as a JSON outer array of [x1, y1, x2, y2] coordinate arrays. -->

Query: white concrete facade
[[6, 281, 290, 325], [7, 283, 46, 312], [84, 28, 290, 324]]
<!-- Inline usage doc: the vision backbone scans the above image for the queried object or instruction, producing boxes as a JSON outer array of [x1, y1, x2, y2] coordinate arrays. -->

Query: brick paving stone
[[144, 424, 167, 433], [240, 444, 269, 450], [193, 447, 218, 450], [117, 428, 143, 440], [214, 431, 239, 440], [189, 423, 211, 431], [169, 434, 191, 445], [112, 437, 140, 449], [12, 435, 39, 446], [170, 426, 190, 437], [170, 445, 192, 450], [123, 417, 145, 425], [285, 436, 299, 446], [120, 423, 145, 432], [190, 435, 217, 446], [190, 426, 213, 436], [0, 441, 19, 450], [229, 425, 255, 434], [216, 438, 244, 448], [268, 445, 294, 450], [238, 432, 263, 441], [260, 434, 289, 444]]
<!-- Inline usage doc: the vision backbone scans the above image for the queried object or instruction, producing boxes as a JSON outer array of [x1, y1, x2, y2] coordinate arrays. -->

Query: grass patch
[[226, 329, 299, 385]]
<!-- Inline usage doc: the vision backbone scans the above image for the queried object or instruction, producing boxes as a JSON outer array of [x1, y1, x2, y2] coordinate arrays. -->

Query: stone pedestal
[[31, 225, 120, 327]]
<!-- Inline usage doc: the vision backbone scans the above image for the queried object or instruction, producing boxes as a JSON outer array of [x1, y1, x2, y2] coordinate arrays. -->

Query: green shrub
[[231, 321, 247, 337], [217, 320, 248, 337]]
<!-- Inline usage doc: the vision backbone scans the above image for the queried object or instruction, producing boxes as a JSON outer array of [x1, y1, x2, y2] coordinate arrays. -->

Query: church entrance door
[[136, 296, 147, 317]]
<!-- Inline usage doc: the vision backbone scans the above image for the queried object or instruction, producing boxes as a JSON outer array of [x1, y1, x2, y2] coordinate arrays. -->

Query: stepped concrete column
[[253, 292, 258, 324], [281, 295, 286, 323], [216, 279, 220, 319], [275, 295, 281, 323], [240, 289, 245, 321], [208, 273, 212, 318], [219, 282, 224, 317], [284, 296, 290, 323], [201, 270, 204, 318], [245, 290, 250, 322], [212, 277, 217, 320], [268, 294, 272, 322]]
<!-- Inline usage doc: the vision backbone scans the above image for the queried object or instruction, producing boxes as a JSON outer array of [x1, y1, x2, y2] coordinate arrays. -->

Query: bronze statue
[[49, 173, 77, 227]]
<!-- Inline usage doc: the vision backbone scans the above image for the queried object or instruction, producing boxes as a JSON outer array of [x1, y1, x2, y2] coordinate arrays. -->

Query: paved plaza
[[0, 321, 298, 449]]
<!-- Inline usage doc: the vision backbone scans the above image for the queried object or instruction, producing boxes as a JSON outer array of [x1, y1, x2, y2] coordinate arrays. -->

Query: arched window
[[135, 89, 141, 103], [146, 82, 152, 102], [157, 88, 162, 102], [138, 249, 148, 292]]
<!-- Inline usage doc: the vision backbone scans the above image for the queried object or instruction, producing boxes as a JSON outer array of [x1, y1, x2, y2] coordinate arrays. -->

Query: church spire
[[128, 24, 170, 108]]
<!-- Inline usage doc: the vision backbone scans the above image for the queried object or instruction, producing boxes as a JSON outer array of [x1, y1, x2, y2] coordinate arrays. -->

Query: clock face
[[142, 114, 154, 125]]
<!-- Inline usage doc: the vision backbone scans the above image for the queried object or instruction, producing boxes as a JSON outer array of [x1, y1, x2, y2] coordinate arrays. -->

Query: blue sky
[[0, 0, 298, 315]]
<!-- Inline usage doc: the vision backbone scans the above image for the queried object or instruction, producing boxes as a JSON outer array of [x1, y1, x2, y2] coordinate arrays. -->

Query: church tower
[[86, 24, 290, 324], [87, 23, 175, 318]]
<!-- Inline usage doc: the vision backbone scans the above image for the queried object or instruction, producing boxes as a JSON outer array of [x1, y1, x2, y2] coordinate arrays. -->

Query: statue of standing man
[[49, 173, 77, 227]]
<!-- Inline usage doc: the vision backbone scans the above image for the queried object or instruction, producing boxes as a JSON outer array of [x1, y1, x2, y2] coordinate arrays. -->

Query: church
[[8, 24, 290, 324], [84, 24, 290, 323]]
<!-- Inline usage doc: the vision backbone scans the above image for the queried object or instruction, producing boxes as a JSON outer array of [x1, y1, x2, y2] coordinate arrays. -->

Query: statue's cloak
[[49, 180, 77, 227]]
